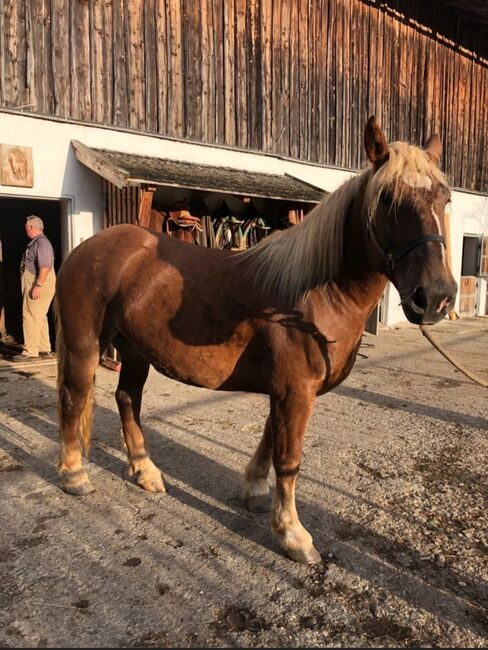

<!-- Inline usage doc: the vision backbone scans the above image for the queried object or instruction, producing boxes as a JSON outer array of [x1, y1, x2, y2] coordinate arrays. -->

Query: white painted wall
[[1, 111, 486, 321]]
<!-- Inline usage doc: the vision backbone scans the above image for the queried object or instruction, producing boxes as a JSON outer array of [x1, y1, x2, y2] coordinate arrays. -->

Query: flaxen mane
[[241, 142, 448, 306]]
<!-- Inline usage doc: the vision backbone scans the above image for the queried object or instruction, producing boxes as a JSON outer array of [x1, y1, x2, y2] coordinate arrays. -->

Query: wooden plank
[[248, 0, 262, 150], [167, 0, 183, 136], [50, 0, 69, 116], [424, 27, 434, 141], [101, 0, 114, 125], [181, 0, 201, 140], [360, 3, 369, 162], [235, 0, 248, 147], [112, 0, 129, 126], [144, 0, 159, 133], [223, 0, 236, 144], [317, 0, 328, 162], [201, 0, 214, 142], [459, 276, 477, 317], [349, 4, 358, 167], [298, 0, 309, 160], [289, 0, 299, 159], [71, 140, 129, 189], [69, 0, 90, 119], [342, 0, 351, 167], [213, 0, 225, 144], [474, 63, 485, 190], [155, 0, 168, 134], [138, 189, 155, 227], [15, 1, 28, 109], [127, 0, 145, 130], [3, 0, 20, 107], [110, 182, 116, 228], [327, 0, 336, 163], [91, 0, 104, 123], [374, 4, 383, 127], [334, 0, 343, 166], [418, 30, 427, 145], [260, 0, 273, 152], [465, 60, 475, 190]]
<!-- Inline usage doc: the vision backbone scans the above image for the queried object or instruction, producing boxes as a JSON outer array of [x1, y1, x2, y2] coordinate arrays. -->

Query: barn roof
[[71, 140, 325, 204]]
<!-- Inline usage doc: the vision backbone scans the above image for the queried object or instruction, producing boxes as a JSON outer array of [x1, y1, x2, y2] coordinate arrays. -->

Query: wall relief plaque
[[0, 144, 34, 187]]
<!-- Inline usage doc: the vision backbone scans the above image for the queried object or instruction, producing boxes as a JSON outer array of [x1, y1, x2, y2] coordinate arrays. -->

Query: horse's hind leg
[[270, 389, 321, 564], [113, 337, 165, 493], [243, 415, 273, 512], [58, 351, 99, 495]]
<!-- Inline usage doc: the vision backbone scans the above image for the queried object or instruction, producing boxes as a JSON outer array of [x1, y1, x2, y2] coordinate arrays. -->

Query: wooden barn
[[0, 0, 487, 342]]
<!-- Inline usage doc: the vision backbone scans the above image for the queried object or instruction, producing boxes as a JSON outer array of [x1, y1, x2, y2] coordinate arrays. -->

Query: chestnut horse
[[55, 118, 456, 564]]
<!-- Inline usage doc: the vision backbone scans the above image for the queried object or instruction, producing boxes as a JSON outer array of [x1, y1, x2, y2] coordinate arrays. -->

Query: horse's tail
[[55, 299, 94, 456]]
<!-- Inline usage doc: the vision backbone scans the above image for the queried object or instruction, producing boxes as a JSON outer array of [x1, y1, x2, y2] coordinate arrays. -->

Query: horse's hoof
[[128, 458, 166, 494], [61, 479, 96, 496], [286, 545, 322, 565], [244, 494, 272, 512], [138, 479, 166, 494]]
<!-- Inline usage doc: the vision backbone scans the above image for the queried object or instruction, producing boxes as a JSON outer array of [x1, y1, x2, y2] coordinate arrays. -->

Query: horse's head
[[363, 116, 457, 325]]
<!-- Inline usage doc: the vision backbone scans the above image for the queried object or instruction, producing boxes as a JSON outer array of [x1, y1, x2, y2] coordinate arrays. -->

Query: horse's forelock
[[365, 142, 449, 219]]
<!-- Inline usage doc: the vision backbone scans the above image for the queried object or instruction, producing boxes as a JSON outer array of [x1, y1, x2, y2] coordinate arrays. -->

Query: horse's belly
[[125, 315, 263, 391], [150, 342, 248, 389]]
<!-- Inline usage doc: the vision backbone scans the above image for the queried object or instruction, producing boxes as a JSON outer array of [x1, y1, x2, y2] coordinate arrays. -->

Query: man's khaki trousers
[[21, 268, 56, 356]]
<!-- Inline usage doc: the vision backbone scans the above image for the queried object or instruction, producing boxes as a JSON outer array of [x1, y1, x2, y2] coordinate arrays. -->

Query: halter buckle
[[386, 254, 395, 270]]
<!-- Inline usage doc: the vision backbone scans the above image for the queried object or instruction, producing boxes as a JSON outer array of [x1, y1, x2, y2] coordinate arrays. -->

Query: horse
[[55, 117, 457, 564]]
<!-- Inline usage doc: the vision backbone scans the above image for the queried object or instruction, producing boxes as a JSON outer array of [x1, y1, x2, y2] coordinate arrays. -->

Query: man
[[11, 215, 56, 361]]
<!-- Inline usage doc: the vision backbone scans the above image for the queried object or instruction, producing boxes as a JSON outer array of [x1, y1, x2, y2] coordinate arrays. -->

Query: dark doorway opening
[[0, 197, 62, 348]]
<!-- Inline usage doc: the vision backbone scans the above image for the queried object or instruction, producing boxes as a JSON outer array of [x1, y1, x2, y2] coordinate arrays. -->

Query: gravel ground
[[0, 316, 487, 648]]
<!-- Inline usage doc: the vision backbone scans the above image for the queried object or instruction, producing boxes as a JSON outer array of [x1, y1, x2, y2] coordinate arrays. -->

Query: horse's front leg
[[243, 415, 273, 512], [270, 389, 321, 564], [114, 339, 165, 493]]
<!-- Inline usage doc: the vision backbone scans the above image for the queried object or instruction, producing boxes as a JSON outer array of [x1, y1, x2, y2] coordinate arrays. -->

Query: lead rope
[[419, 324, 488, 388]]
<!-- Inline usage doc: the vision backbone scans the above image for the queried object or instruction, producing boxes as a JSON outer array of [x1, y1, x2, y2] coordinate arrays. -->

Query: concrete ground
[[0, 316, 487, 648]]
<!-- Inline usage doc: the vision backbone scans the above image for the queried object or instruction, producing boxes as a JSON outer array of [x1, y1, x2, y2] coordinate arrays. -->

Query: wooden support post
[[138, 186, 156, 228]]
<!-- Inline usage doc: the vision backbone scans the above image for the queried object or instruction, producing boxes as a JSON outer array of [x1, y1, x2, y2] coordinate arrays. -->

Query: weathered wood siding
[[1, 0, 487, 191]]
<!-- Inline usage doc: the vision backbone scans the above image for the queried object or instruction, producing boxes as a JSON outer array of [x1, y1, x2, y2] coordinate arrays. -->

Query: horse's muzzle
[[402, 281, 458, 325]]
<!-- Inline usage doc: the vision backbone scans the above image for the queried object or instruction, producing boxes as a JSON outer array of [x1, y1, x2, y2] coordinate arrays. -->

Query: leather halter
[[367, 220, 445, 271]]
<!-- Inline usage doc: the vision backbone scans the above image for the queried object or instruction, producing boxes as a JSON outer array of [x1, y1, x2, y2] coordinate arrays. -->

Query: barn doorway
[[0, 197, 62, 349], [459, 235, 482, 317]]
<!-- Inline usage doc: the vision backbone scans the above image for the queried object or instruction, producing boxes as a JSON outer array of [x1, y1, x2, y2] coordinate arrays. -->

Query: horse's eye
[[380, 191, 392, 206]]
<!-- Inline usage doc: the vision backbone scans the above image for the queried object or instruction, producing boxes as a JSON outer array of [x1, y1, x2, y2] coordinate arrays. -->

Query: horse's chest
[[316, 331, 363, 393]]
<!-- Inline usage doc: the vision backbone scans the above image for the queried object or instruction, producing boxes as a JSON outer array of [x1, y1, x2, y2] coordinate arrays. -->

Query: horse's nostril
[[411, 286, 427, 313]]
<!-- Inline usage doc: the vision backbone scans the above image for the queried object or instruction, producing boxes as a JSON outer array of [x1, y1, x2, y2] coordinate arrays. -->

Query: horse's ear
[[364, 116, 389, 167], [424, 133, 442, 165]]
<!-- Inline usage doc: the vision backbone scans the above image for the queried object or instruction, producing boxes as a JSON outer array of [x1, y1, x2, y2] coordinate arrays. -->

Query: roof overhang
[[71, 140, 325, 204]]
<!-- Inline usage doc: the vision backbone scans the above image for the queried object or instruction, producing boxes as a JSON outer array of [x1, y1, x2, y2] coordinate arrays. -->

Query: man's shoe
[[10, 354, 38, 362], [39, 351, 56, 358]]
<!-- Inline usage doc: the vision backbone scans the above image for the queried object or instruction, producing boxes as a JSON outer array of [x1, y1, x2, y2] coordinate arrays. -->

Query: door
[[0, 197, 61, 346]]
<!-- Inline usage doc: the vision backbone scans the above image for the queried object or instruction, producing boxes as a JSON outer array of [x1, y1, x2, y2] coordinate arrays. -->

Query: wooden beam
[[138, 187, 156, 227], [71, 140, 129, 189]]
